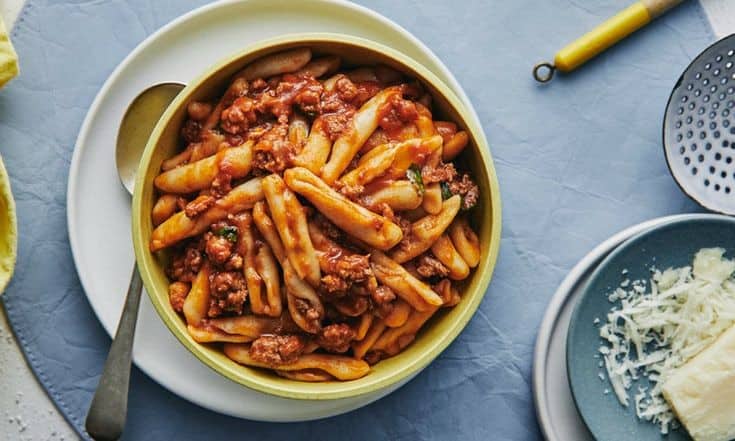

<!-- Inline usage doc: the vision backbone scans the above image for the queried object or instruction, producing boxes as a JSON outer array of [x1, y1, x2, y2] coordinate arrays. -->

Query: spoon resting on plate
[[85, 82, 184, 441]]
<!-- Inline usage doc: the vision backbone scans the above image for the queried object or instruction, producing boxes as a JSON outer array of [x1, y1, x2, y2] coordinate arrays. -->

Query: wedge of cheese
[[663, 323, 735, 441]]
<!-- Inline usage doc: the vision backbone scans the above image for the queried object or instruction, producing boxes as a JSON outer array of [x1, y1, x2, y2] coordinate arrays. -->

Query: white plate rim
[[531, 213, 722, 440], [66, 0, 486, 421]]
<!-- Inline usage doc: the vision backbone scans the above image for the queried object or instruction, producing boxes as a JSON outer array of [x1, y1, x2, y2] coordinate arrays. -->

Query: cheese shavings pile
[[598, 248, 735, 434]]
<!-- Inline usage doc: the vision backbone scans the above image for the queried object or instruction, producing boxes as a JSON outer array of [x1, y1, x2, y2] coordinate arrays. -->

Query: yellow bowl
[[132, 33, 502, 400]]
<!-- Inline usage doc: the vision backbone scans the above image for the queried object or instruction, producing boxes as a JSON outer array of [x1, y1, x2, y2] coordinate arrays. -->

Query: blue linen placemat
[[0, 0, 714, 440]]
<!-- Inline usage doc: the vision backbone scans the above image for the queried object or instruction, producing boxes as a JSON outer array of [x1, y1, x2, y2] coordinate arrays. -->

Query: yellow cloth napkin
[[0, 15, 18, 88], [0, 155, 16, 294], [0, 15, 18, 293]]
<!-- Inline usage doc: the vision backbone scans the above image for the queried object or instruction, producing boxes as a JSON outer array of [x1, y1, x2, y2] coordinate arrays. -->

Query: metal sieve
[[664, 34, 735, 215]]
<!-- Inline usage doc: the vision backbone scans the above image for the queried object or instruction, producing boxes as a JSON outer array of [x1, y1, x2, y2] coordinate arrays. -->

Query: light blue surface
[[568, 216, 735, 441], [0, 1, 714, 440]]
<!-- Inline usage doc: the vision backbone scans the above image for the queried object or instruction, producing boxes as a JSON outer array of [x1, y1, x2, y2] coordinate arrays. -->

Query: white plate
[[67, 0, 484, 421], [532, 214, 706, 440]]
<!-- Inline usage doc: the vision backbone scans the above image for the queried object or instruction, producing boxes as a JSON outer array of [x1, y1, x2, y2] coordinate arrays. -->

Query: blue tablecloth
[[0, 0, 713, 440]]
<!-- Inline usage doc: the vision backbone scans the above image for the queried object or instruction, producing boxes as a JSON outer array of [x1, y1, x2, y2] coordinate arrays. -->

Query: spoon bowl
[[116, 82, 185, 195]]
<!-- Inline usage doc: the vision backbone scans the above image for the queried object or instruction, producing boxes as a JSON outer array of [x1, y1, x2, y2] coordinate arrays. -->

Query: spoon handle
[[85, 265, 143, 441]]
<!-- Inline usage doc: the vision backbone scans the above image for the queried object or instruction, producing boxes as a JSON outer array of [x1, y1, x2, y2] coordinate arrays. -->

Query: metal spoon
[[85, 82, 184, 441]]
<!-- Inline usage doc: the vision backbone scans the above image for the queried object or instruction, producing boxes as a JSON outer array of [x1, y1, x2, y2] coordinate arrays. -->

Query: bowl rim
[[132, 32, 502, 400], [565, 214, 735, 437]]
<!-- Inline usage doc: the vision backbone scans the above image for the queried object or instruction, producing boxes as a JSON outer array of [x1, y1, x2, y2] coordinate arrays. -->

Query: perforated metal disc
[[664, 34, 735, 215]]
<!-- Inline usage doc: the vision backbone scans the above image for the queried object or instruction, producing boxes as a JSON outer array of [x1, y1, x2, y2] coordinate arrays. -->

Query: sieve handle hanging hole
[[533, 62, 556, 83]]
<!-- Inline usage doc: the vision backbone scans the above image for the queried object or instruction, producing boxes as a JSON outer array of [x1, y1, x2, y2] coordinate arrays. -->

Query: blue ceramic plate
[[567, 214, 735, 441]]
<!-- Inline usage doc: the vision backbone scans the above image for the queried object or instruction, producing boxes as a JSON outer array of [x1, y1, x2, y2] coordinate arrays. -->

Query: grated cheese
[[597, 248, 735, 433]]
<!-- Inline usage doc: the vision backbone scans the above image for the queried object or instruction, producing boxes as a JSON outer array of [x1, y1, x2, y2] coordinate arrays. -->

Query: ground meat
[[206, 222, 242, 273], [416, 254, 450, 278], [317, 78, 364, 140], [252, 122, 296, 174], [224, 133, 245, 148], [204, 232, 234, 265], [249, 335, 305, 365], [181, 119, 202, 144], [294, 81, 323, 115], [184, 246, 203, 270], [335, 181, 364, 200], [267, 75, 323, 118], [371, 285, 396, 306], [316, 323, 356, 353], [224, 253, 243, 271], [394, 95, 419, 120], [313, 217, 373, 294], [371, 285, 396, 318], [220, 96, 258, 134], [208, 271, 248, 316], [250, 78, 267, 90], [222, 74, 325, 135], [422, 162, 457, 185], [396, 214, 412, 238], [293, 298, 323, 331], [184, 195, 215, 218], [299, 300, 323, 322], [244, 121, 274, 142], [318, 250, 373, 301], [331, 253, 372, 282], [322, 84, 349, 114], [320, 109, 356, 141], [350, 81, 382, 107], [448, 173, 480, 210], [320, 274, 350, 299], [210, 172, 233, 198], [326, 75, 381, 109], [212, 153, 244, 196], [335, 76, 358, 101], [167, 245, 203, 283], [378, 94, 418, 133], [168, 282, 190, 313]]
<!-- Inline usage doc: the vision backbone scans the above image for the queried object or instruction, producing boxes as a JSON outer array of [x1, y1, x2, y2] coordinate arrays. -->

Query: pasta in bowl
[[133, 34, 501, 399]]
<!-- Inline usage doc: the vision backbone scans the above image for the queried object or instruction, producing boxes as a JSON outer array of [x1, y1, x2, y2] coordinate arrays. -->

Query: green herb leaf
[[406, 164, 425, 195], [216, 225, 239, 243], [440, 181, 453, 200]]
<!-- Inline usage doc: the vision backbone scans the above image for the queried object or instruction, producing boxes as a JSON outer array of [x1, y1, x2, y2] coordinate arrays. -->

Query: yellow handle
[[534, 0, 684, 82], [554, 2, 651, 72]]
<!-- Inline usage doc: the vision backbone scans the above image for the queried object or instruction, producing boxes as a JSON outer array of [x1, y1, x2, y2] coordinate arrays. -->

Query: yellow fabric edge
[[0, 14, 19, 88], [0, 155, 17, 294]]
